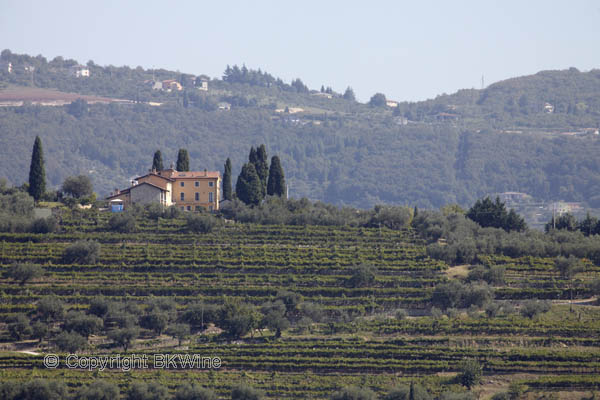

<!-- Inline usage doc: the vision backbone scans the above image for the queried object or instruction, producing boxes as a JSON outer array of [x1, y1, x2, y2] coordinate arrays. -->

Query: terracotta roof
[[134, 172, 175, 182], [166, 171, 220, 179], [105, 181, 169, 200], [106, 188, 130, 199]]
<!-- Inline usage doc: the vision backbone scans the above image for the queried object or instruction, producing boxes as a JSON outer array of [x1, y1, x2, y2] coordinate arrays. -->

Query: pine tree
[[176, 149, 190, 171], [223, 158, 233, 201], [28, 136, 46, 201], [255, 144, 269, 196], [152, 150, 164, 171], [235, 163, 262, 205], [267, 155, 286, 197]]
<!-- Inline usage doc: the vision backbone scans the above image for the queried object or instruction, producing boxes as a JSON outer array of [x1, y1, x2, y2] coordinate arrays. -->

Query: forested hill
[[1, 49, 600, 209]]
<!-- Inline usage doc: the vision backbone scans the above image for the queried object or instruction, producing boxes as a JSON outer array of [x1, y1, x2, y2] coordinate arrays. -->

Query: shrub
[[36, 295, 64, 321], [127, 381, 170, 400], [63, 240, 100, 264], [331, 386, 377, 400], [31, 321, 48, 342], [231, 384, 263, 400], [108, 327, 139, 351], [140, 311, 169, 335], [520, 300, 551, 319], [108, 213, 136, 232], [431, 281, 465, 310], [180, 302, 220, 329], [467, 265, 505, 285], [16, 379, 67, 400], [63, 311, 103, 338], [76, 380, 120, 400], [219, 299, 260, 338], [395, 309, 408, 320], [186, 214, 219, 233], [430, 307, 443, 320], [8, 314, 32, 340], [346, 264, 377, 288], [457, 358, 482, 389], [30, 216, 58, 233], [174, 383, 216, 400], [5, 262, 43, 285], [88, 296, 111, 318], [166, 323, 190, 346], [54, 331, 87, 352], [383, 383, 432, 400], [299, 301, 324, 323]]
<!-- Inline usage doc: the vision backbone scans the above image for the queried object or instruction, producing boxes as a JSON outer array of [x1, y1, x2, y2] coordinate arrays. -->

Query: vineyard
[[0, 209, 599, 399]]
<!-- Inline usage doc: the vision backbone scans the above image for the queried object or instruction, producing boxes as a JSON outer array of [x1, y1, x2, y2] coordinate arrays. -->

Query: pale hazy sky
[[1, 0, 599, 102]]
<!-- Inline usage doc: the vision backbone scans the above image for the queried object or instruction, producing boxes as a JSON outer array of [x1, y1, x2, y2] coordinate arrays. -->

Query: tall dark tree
[[343, 87, 356, 101], [255, 144, 269, 195], [152, 150, 164, 171], [466, 196, 526, 232], [223, 158, 233, 201], [28, 136, 46, 201], [248, 146, 258, 165], [235, 163, 262, 206], [267, 155, 286, 197], [176, 149, 190, 171]]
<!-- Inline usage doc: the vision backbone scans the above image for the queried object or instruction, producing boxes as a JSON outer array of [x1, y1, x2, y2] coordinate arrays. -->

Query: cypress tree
[[255, 144, 269, 196], [152, 150, 164, 171], [235, 163, 262, 206], [267, 155, 286, 197], [176, 149, 190, 171], [28, 136, 46, 201], [223, 158, 233, 201], [248, 146, 258, 165]]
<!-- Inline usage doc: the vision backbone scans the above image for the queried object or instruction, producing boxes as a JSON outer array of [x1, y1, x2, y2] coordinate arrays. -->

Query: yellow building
[[107, 168, 220, 211]]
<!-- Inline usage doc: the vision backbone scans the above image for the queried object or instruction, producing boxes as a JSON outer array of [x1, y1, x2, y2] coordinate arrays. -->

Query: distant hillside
[[1, 49, 600, 210]]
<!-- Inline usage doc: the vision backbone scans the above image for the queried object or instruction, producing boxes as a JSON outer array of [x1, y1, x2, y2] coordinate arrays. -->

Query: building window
[[187, 206, 191, 211], [195, 192, 199, 201], [209, 181, 214, 187], [180, 192, 185, 201], [180, 182, 185, 187], [195, 181, 199, 187], [209, 205, 213, 211], [196, 206, 202, 211], [181, 206, 184, 210], [209, 192, 214, 202]]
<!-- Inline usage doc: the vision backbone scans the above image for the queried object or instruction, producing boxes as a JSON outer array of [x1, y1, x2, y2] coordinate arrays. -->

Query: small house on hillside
[[162, 79, 182, 91], [386, 100, 399, 108], [0, 61, 12, 73], [195, 77, 208, 91], [70, 65, 90, 77]]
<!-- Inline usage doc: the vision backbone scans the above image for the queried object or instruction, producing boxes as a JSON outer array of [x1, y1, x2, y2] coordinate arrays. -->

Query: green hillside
[[1, 50, 600, 210], [1, 206, 600, 398]]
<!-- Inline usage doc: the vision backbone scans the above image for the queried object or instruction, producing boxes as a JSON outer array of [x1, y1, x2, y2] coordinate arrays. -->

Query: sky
[[1, 0, 599, 102]]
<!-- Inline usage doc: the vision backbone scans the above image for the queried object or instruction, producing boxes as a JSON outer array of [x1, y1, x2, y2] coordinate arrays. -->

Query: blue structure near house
[[110, 200, 124, 212]]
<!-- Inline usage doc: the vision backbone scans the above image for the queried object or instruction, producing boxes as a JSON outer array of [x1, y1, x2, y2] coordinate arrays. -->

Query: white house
[[196, 77, 208, 91], [70, 65, 90, 78], [0, 61, 12, 73]]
